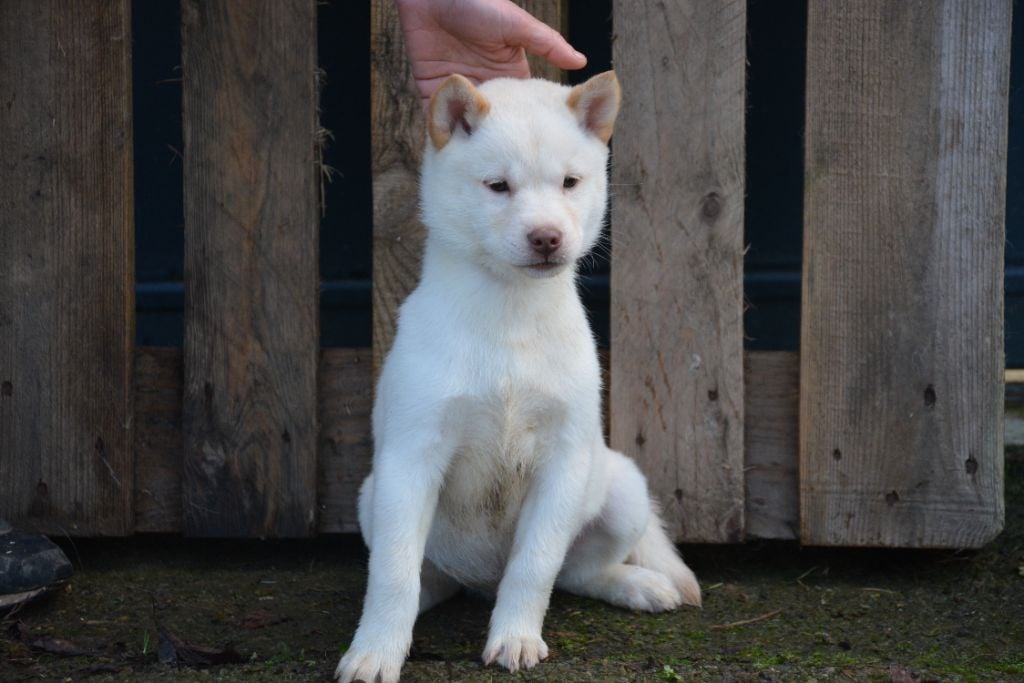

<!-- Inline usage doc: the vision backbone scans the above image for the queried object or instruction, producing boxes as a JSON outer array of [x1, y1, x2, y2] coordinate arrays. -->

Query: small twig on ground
[[709, 608, 783, 631], [861, 587, 899, 595], [704, 582, 724, 592], [796, 566, 819, 582], [796, 565, 821, 589]]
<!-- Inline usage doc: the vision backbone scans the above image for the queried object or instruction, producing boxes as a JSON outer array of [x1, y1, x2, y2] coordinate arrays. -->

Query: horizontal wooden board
[[744, 352, 799, 540], [134, 348, 184, 533], [134, 348, 372, 534], [317, 349, 374, 534], [131, 348, 796, 538]]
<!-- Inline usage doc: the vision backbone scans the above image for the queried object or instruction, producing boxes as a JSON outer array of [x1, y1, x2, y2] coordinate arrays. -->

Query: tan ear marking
[[427, 75, 491, 150], [567, 71, 622, 144]]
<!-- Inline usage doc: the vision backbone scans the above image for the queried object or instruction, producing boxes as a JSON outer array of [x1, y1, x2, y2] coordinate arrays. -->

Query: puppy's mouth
[[521, 259, 568, 276]]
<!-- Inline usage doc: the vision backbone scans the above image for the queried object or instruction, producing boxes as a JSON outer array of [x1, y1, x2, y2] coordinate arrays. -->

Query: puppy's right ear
[[428, 75, 491, 150]]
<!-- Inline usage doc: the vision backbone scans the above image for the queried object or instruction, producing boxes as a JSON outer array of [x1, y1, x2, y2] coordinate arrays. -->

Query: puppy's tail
[[626, 501, 702, 608]]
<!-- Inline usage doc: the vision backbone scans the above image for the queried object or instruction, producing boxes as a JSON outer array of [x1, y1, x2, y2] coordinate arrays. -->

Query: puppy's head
[[420, 71, 621, 280]]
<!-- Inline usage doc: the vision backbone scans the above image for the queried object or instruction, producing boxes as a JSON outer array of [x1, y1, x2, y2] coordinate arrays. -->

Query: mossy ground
[[3, 455, 1022, 682]]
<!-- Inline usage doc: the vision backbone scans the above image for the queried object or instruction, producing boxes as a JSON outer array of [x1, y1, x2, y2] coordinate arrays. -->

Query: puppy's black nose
[[527, 227, 563, 258]]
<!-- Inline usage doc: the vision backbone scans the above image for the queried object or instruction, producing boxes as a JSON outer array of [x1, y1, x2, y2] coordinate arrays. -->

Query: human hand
[[396, 0, 587, 106]]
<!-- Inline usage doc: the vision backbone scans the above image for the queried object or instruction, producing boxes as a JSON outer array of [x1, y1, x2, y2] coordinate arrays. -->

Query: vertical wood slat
[[181, 0, 319, 538], [370, 0, 426, 373], [800, 0, 1010, 547], [610, 1, 747, 543], [0, 1, 135, 536]]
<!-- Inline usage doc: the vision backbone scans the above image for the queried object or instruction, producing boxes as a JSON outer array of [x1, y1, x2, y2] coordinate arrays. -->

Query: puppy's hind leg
[[626, 495, 701, 608], [358, 474, 460, 614], [419, 559, 461, 613], [557, 450, 701, 611]]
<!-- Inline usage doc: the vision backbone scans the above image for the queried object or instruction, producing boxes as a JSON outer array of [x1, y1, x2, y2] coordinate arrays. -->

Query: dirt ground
[[2, 454, 1022, 683]]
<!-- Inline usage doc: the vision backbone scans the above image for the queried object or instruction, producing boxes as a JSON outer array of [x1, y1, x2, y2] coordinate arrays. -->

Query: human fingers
[[500, 2, 587, 70]]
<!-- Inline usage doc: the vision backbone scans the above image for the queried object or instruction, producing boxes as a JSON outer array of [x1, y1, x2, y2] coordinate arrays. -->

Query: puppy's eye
[[486, 180, 510, 193], [563, 175, 580, 190]]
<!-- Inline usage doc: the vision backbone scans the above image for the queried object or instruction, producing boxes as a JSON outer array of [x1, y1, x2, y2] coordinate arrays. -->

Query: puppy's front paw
[[334, 646, 403, 683], [482, 633, 549, 673]]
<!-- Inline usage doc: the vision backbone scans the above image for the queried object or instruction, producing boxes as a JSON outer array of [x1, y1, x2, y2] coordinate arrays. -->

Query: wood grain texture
[[610, 0, 747, 543], [130, 348, 371, 535], [371, 0, 426, 372], [744, 353, 799, 540], [0, 1, 135, 536], [317, 349, 374, 533], [181, 0, 319, 538], [133, 348, 183, 533], [800, 0, 1010, 547], [514, 0, 567, 82], [126, 349, 792, 537]]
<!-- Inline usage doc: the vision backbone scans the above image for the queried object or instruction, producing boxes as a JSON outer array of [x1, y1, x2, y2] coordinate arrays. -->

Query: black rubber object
[[0, 521, 73, 595]]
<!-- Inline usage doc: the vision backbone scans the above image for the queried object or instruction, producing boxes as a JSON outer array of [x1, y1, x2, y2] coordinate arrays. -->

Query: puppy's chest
[[437, 381, 565, 529]]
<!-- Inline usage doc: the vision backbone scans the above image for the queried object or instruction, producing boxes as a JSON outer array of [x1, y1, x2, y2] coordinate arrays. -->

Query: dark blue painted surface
[[133, 0, 184, 345], [132, 0, 1022, 363], [743, 0, 806, 352]]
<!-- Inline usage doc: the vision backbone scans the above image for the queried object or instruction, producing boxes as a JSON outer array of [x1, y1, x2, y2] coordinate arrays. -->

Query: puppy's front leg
[[335, 445, 447, 683], [483, 443, 593, 673]]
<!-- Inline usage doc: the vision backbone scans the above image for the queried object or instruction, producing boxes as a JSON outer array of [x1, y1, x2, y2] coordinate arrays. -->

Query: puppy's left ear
[[428, 74, 491, 150], [567, 71, 621, 144]]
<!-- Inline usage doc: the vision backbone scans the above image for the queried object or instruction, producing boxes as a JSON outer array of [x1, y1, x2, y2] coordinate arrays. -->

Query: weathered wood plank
[[129, 349, 794, 537], [371, 0, 426, 372], [133, 348, 183, 534], [131, 348, 371, 535], [0, 1, 135, 536], [800, 0, 1010, 547], [610, 0, 747, 543], [317, 349, 374, 534], [181, 0, 319, 538], [744, 353, 799, 540]]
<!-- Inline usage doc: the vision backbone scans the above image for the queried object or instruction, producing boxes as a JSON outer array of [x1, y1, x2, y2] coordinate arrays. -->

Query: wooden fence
[[0, 0, 1011, 547]]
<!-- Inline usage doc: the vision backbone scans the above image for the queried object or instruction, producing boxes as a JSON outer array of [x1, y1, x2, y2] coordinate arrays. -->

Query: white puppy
[[335, 71, 700, 683]]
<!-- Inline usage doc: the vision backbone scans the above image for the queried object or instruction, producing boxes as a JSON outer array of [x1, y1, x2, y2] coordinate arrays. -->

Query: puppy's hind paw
[[616, 565, 684, 612], [334, 646, 403, 683], [671, 562, 702, 608], [482, 633, 549, 673]]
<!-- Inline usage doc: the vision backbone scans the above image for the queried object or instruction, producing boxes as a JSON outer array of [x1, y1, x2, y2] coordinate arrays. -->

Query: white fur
[[335, 74, 700, 683]]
